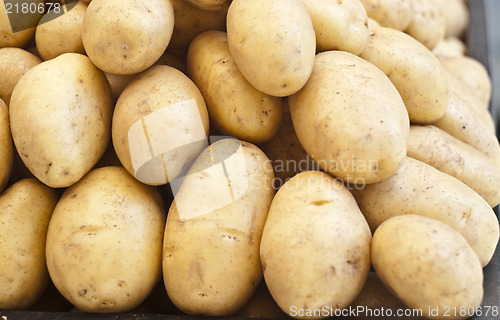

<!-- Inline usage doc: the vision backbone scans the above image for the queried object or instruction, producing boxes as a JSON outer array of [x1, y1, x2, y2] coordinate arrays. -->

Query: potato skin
[[46, 166, 166, 313], [360, 0, 413, 31], [0, 99, 12, 193], [227, 0, 316, 97], [408, 125, 500, 207], [187, 31, 283, 144], [359, 26, 449, 123], [163, 139, 275, 316], [289, 50, 409, 185], [0, 179, 58, 310], [112, 65, 209, 186], [405, 0, 445, 50], [10, 53, 113, 188], [372, 215, 483, 320], [260, 171, 371, 319], [82, 0, 174, 74], [352, 157, 500, 267]]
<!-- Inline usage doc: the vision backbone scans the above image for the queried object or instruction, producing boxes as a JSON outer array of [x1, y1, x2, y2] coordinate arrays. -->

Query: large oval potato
[[359, 26, 449, 123], [301, 0, 370, 54], [0, 99, 12, 193], [261, 171, 372, 319], [46, 166, 166, 312], [289, 50, 409, 185], [408, 125, 500, 207], [352, 157, 500, 267], [10, 53, 113, 188], [82, 0, 174, 74], [0, 179, 58, 310], [112, 65, 209, 186], [372, 215, 483, 320], [227, 0, 316, 97], [405, 0, 446, 50], [187, 31, 283, 144], [360, 0, 413, 31], [163, 139, 275, 316]]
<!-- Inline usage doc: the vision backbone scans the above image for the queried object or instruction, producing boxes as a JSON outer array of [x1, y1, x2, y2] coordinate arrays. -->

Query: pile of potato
[[0, 0, 499, 319]]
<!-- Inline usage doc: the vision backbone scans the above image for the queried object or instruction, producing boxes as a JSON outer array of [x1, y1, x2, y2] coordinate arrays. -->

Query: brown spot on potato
[[310, 200, 332, 206]]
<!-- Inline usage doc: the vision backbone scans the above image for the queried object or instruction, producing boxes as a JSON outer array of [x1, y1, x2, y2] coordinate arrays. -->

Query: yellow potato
[[0, 0, 45, 48], [352, 157, 500, 267], [0, 99, 12, 193], [169, 0, 228, 49], [187, 31, 283, 144], [0, 179, 58, 310], [405, 0, 445, 50], [360, 0, 413, 31], [35, 1, 87, 60], [359, 26, 449, 123], [46, 166, 166, 312], [408, 125, 500, 207], [435, 0, 469, 38], [183, 0, 231, 11], [261, 171, 371, 319], [0, 47, 41, 106], [163, 139, 275, 315], [301, 0, 370, 54], [289, 50, 409, 185], [82, 0, 174, 74], [227, 0, 316, 97], [112, 65, 209, 186], [10, 53, 113, 188], [372, 215, 483, 320]]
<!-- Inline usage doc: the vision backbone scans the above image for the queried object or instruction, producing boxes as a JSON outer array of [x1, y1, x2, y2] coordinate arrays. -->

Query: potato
[[435, 0, 469, 38], [46, 166, 166, 312], [0, 0, 45, 48], [0, 179, 58, 310], [359, 0, 413, 31], [187, 31, 283, 144], [0, 99, 12, 193], [408, 125, 500, 207], [235, 281, 287, 319], [112, 65, 209, 186], [432, 37, 467, 57], [0, 47, 41, 106], [227, 0, 316, 97], [260, 171, 372, 319], [82, 0, 174, 74], [163, 139, 275, 315], [169, 0, 228, 49], [35, 1, 87, 60], [405, 0, 445, 50], [352, 157, 500, 267], [359, 26, 449, 124], [289, 50, 409, 185], [433, 90, 500, 168], [301, 0, 370, 54], [372, 215, 483, 320], [10, 53, 113, 188]]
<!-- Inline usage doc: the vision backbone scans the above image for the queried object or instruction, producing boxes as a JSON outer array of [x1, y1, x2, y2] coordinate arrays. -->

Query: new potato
[[405, 0, 445, 50], [360, 0, 413, 31], [0, 179, 58, 310], [46, 166, 166, 312]]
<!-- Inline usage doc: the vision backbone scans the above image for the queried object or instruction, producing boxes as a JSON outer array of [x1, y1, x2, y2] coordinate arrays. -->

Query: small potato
[[35, 1, 87, 60], [187, 31, 283, 144], [408, 125, 500, 207], [301, 0, 370, 54], [0, 99, 12, 193], [10, 53, 113, 188], [405, 0, 445, 51], [261, 171, 372, 319], [289, 51, 409, 184], [360, 0, 413, 31], [359, 26, 449, 123], [163, 139, 275, 316], [0, 47, 41, 106], [169, 0, 228, 49], [372, 215, 483, 320], [183, 0, 231, 11], [112, 65, 209, 186], [227, 0, 316, 97], [435, 0, 469, 38], [352, 157, 500, 267], [432, 36, 467, 57], [0, 0, 45, 48], [46, 166, 166, 313], [82, 0, 174, 74], [0, 179, 58, 310]]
